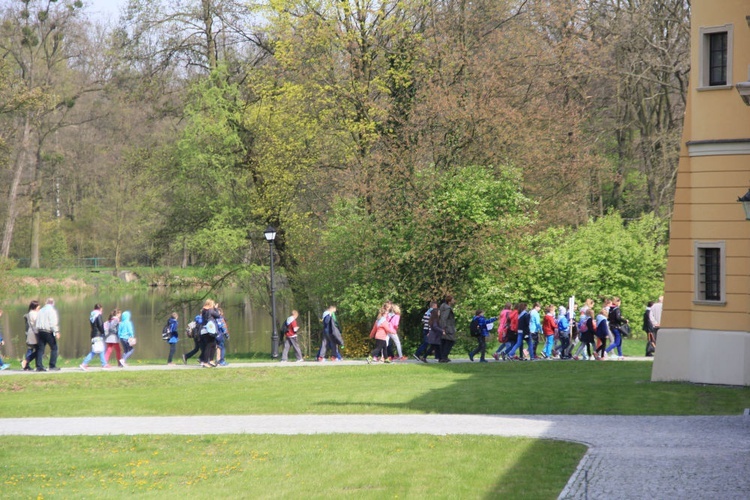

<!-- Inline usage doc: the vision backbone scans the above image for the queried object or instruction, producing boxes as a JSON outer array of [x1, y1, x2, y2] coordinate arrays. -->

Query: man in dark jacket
[[438, 296, 456, 362]]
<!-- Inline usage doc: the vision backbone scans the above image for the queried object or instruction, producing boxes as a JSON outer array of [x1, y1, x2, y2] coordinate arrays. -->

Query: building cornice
[[686, 139, 750, 157]]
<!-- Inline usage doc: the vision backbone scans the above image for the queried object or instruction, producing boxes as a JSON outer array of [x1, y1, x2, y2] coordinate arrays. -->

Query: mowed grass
[[0, 362, 748, 417], [0, 434, 585, 499]]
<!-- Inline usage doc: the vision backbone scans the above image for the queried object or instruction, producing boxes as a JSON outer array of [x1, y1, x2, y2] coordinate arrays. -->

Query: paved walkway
[[2, 358, 748, 499]]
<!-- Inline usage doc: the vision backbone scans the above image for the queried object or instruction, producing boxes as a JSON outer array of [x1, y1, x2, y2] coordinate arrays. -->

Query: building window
[[708, 32, 727, 86], [699, 25, 733, 90], [694, 242, 726, 305]]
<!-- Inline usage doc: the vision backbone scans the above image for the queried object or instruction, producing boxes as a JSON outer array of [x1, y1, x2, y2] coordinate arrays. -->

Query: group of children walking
[[367, 301, 408, 363], [77, 304, 136, 370], [476, 297, 630, 362], [2, 295, 648, 370]]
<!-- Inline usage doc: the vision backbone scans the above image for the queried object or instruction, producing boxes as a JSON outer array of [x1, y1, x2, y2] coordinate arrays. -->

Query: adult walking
[[280, 310, 304, 362], [199, 299, 222, 368], [605, 297, 627, 360], [317, 305, 339, 362], [414, 301, 437, 361], [367, 305, 395, 363], [35, 298, 60, 371], [21, 300, 40, 371], [651, 295, 663, 338], [423, 307, 443, 362], [438, 296, 457, 362], [80, 304, 108, 370], [643, 301, 658, 357]]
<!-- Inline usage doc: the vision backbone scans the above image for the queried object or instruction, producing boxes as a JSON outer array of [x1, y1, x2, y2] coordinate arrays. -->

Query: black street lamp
[[264, 225, 279, 358]]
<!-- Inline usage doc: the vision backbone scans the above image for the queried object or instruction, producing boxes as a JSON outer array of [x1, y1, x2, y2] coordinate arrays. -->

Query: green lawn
[[0, 434, 585, 499], [1, 362, 747, 417]]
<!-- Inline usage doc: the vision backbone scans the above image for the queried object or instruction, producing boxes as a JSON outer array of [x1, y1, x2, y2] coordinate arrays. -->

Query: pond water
[[0, 289, 312, 363]]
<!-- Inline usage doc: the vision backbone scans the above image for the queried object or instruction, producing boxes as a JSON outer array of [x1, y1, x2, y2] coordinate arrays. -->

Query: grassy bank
[[0, 265, 270, 297], [1, 362, 747, 417]]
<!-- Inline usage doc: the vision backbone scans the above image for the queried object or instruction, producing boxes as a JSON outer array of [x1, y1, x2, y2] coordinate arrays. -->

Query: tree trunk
[[29, 147, 44, 269], [1, 113, 32, 258], [202, 0, 217, 71], [29, 197, 41, 268], [181, 236, 188, 268]]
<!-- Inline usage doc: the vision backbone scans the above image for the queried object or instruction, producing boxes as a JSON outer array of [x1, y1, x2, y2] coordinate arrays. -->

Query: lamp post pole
[[264, 226, 279, 358]]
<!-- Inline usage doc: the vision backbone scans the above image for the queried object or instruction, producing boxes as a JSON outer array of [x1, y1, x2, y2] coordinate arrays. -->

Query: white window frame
[[694, 241, 726, 305], [698, 25, 733, 91]]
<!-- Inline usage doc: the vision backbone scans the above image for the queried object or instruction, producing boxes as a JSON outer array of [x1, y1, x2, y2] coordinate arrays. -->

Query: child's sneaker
[[79, 364, 88, 371], [0, 363, 10, 371]]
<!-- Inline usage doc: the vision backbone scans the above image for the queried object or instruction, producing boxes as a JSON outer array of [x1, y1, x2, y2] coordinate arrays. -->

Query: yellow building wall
[[689, 0, 750, 140], [655, 0, 750, 385]]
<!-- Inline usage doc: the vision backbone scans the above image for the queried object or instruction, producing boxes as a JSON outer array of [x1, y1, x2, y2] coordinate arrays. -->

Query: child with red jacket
[[542, 305, 558, 359]]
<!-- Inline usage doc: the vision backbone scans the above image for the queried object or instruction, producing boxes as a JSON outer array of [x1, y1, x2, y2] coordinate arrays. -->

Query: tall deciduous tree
[[0, 0, 95, 267]]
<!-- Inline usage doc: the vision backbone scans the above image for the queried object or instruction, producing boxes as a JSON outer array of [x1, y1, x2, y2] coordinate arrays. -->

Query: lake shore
[[0, 266, 254, 297]]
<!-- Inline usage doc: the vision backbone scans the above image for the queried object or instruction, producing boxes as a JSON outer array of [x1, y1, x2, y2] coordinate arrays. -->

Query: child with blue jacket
[[118, 310, 136, 367], [166, 312, 179, 365], [469, 310, 497, 363]]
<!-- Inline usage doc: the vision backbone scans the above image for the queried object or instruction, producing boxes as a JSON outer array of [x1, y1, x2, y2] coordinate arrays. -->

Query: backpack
[[185, 321, 197, 339], [203, 318, 218, 336], [281, 319, 290, 337], [108, 320, 119, 338], [578, 317, 588, 333], [469, 317, 481, 337], [161, 323, 171, 341], [509, 310, 519, 332], [497, 312, 509, 342]]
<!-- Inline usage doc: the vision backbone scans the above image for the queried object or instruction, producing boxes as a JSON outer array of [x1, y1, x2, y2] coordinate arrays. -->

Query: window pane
[[709, 32, 728, 86], [702, 248, 721, 301]]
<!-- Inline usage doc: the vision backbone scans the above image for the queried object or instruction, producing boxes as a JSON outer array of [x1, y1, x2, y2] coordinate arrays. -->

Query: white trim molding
[[687, 139, 750, 157]]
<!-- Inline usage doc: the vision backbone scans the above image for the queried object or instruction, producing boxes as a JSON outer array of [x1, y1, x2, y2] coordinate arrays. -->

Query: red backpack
[[509, 310, 519, 332], [497, 310, 510, 342]]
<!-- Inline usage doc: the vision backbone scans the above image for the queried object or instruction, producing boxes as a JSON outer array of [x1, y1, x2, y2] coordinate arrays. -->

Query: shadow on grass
[[320, 361, 592, 498]]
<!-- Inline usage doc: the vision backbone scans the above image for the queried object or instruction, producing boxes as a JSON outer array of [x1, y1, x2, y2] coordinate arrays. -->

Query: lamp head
[[738, 189, 750, 220], [264, 226, 277, 242]]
